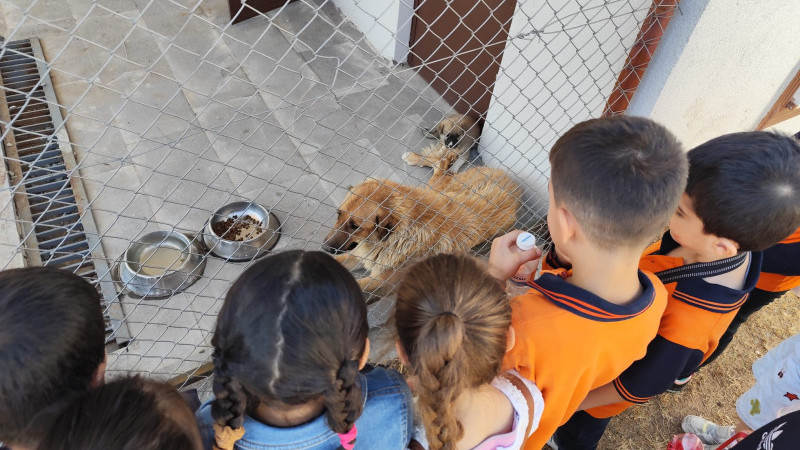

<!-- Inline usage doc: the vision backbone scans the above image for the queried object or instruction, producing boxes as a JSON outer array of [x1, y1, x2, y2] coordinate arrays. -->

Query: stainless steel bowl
[[117, 231, 206, 298], [202, 201, 280, 261]]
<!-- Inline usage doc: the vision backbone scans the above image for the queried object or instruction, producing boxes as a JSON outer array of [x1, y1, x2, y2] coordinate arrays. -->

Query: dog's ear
[[435, 118, 449, 135], [374, 213, 396, 240]]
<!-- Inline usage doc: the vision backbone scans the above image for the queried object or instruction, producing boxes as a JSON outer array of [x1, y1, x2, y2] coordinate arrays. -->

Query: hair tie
[[338, 424, 358, 450], [213, 423, 245, 450]]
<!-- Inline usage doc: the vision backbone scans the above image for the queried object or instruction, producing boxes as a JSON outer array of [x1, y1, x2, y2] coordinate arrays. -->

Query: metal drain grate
[[0, 37, 127, 348]]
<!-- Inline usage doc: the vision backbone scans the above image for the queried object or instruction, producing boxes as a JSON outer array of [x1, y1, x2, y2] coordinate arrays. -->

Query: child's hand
[[488, 230, 543, 281]]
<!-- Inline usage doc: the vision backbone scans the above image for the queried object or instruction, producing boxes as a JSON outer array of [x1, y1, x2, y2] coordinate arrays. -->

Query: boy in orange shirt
[[702, 225, 800, 367], [566, 132, 800, 449], [489, 115, 687, 450], [704, 131, 800, 367]]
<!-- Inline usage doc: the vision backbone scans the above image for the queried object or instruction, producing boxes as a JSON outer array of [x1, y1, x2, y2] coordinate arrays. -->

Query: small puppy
[[402, 114, 479, 170], [324, 154, 520, 296]]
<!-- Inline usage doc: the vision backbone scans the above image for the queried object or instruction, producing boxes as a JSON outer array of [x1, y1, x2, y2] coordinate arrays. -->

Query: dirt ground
[[597, 291, 800, 450]]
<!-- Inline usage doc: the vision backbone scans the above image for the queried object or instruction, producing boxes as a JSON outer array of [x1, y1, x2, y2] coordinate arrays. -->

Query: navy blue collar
[[531, 270, 657, 322]]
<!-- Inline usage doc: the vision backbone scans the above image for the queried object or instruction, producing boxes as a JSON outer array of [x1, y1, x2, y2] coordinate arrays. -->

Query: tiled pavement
[[0, 0, 453, 378]]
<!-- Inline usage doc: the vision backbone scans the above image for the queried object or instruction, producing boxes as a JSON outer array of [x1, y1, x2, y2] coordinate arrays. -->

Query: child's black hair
[[686, 131, 800, 251], [36, 376, 202, 450], [549, 115, 687, 249], [211, 250, 368, 447], [0, 267, 106, 446]]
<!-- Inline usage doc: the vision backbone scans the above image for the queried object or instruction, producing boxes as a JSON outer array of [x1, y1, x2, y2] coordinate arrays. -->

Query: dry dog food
[[212, 215, 265, 241]]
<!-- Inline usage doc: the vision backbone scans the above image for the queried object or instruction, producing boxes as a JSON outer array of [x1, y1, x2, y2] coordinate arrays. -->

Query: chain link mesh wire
[[0, 0, 658, 386]]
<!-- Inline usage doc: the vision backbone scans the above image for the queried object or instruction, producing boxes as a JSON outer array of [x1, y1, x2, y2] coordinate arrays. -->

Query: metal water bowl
[[202, 201, 280, 261], [117, 231, 206, 298]]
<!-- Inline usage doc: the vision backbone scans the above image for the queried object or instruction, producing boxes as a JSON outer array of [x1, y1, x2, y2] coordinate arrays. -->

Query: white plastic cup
[[506, 232, 539, 296]]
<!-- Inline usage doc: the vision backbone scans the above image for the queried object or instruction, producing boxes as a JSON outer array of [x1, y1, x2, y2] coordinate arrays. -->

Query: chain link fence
[[0, 0, 660, 385]]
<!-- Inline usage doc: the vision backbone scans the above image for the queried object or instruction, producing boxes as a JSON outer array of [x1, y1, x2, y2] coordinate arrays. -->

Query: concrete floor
[[0, 0, 453, 379]]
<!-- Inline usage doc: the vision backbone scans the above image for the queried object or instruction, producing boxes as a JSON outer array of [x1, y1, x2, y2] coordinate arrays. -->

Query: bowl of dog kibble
[[202, 201, 280, 261]]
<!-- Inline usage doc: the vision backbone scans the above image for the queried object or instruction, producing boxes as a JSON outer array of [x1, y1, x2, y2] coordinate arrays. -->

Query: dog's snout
[[323, 244, 343, 255], [445, 133, 460, 148], [322, 232, 358, 255]]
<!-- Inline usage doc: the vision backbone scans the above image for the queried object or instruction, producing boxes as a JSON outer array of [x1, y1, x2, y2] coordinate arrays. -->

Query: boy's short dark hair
[[549, 116, 687, 249], [37, 376, 203, 450], [0, 267, 106, 446], [686, 131, 800, 251]]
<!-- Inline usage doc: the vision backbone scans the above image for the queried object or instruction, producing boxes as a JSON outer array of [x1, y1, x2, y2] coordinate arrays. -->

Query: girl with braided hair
[[195, 250, 413, 450], [394, 253, 544, 450]]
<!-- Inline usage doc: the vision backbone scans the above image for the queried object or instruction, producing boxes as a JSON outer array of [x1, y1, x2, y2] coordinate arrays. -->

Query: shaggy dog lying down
[[324, 156, 521, 296]]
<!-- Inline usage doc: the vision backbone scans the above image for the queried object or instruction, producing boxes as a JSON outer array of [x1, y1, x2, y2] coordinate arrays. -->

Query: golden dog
[[402, 114, 479, 170], [324, 155, 520, 296]]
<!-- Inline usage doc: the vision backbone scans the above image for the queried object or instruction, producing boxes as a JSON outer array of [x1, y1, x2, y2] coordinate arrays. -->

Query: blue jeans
[[197, 366, 413, 449]]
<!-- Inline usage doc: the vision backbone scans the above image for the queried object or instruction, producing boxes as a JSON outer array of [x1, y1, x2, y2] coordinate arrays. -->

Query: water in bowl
[[138, 245, 187, 276]]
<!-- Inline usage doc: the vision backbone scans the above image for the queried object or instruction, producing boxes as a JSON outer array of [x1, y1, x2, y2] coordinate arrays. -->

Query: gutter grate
[[0, 36, 128, 348]]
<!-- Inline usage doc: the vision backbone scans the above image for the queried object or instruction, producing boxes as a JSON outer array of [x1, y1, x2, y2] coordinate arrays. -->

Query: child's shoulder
[[664, 252, 762, 314], [194, 399, 215, 448], [508, 275, 570, 324], [643, 232, 762, 298], [494, 370, 544, 421], [702, 251, 758, 291], [361, 365, 411, 399], [358, 366, 414, 446], [360, 366, 413, 422], [195, 398, 215, 429], [514, 270, 664, 324]]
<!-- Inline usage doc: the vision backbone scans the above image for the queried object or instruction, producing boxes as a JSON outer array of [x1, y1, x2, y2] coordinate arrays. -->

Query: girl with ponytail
[[195, 250, 413, 450], [394, 253, 544, 450]]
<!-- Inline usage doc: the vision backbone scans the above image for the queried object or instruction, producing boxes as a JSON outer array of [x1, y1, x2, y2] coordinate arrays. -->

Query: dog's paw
[[402, 151, 422, 165], [436, 151, 459, 172]]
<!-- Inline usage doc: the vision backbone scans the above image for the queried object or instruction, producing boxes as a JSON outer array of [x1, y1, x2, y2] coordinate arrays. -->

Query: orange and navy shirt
[[587, 232, 763, 419], [756, 226, 800, 293], [502, 266, 668, 450]]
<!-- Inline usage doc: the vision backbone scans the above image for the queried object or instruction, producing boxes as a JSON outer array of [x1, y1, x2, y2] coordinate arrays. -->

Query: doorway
[[407, 0, 516, 119]]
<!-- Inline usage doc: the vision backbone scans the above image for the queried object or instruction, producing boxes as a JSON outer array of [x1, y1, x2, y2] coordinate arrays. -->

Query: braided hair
[[211, 250, 368, 449], [394, 253, 510, 450]]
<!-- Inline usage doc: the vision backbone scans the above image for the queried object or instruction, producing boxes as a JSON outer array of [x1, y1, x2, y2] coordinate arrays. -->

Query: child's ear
[[394, 340, 410, 367], [712, 237, 739, 258], [91, 352, 108, 388], [358, 338, 371, 370], [506, 326, 516, 353], [557, 205, 579, 242]]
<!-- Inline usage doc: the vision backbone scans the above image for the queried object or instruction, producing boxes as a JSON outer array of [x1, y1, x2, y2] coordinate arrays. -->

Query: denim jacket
[[197, 366, 413, 450]]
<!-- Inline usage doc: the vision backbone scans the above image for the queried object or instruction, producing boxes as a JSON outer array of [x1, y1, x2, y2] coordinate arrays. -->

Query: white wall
[[482, 0, 800, 218], [330, 0, 413, 63], [480, 0, 649, 209], [627, 0, 800, 147]]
